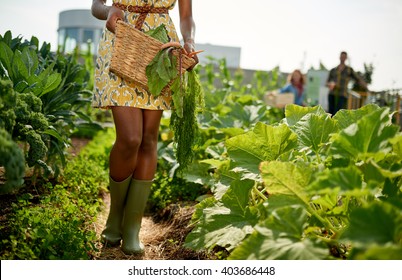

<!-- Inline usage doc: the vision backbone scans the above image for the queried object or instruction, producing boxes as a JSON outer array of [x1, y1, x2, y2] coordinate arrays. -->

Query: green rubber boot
[[121, 179, 152, 254], [101, 175, 131, 246]]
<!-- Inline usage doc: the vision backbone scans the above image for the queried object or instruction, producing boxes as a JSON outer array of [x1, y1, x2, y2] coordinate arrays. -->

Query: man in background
[[326, 51, 368, 115]]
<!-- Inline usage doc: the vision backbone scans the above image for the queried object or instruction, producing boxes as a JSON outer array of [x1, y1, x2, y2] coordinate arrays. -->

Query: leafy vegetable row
[[184, 104, 402, 260]]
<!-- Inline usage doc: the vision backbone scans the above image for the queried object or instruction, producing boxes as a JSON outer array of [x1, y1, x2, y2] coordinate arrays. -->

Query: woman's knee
[[115, 134, 142, 153], [140, 132, 158, 152]]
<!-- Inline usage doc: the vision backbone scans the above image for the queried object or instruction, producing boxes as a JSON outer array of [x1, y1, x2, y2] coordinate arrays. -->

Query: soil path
[[93, 194, 208, 260]]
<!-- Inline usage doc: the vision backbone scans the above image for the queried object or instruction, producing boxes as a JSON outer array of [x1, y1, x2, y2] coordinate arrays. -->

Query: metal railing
[[348, 90, 401, 125]]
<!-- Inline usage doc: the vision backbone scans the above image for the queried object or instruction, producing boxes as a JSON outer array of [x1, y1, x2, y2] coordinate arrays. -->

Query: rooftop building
[[58, 9, 104, 54]]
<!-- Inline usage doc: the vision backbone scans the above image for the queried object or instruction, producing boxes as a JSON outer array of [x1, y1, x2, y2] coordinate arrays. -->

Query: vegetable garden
[[0, 31, 401, 260]]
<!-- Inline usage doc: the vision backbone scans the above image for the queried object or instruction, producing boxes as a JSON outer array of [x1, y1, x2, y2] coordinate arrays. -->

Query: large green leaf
[[340, 202, 402, 245], [226, 122, 297, 174], [333, 104, 380, 129], [145, 24, 169, 43], [40, 73, 62, 96], [361, 158, 402, 186], [156, 49, 175, 82], [146, 50, 177, 96], [284, 104, 327, 127], [348, 244, 402, 260], [260, 161, 312, 204], [265, 193, 306, 212], [12, 49, 29, 81], [0, 41, 13, 76], [307, 165, 366, 195], [330, 107, 400, 165], [21, 47, 38, 78], [184, 179, 259, 251], [293, 113, 338, 152], [390, 135, 402, 159], [229, 206, 329, 259], [183, 160, 214, 186], [226, 104, 271, 128]]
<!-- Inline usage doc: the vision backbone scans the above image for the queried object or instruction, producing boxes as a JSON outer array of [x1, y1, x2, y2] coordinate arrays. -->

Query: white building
[[306, 69, 329, 109], [195, 43, 241, 69], [58, 9, 104, 54]]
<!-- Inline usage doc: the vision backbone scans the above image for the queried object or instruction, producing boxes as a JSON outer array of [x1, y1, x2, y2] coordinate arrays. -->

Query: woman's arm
[[178, 0, 198, 65], [91, 0, 123, 33], [91, 0, 109, 20], [279, 84, 292, 93]]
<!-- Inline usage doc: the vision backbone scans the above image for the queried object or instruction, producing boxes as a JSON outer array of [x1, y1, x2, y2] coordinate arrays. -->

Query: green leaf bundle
[[145, 26, 204, 170], [145, 49, 178, 96], [170, 70, 204, 171]]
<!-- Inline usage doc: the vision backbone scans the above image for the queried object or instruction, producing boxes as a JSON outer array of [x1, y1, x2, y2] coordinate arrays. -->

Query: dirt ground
[[93, 194, 211, 260]]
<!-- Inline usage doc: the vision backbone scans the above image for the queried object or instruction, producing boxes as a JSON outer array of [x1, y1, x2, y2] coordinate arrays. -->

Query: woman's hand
[[184, 41, 199, 70], [106, 6, 124, 33]]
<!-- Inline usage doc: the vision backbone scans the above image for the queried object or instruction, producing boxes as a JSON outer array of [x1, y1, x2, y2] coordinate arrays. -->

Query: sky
[[1, 0, 401, 91]]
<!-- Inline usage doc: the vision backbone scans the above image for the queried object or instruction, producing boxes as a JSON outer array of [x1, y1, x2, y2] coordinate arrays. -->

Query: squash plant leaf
[[229, 206, 328, 260], [260, 161, 312, 204], [293, 113, 338, 153], [348, 244, 402, 260], [340, 202, 402, 246], [333, 104, 380, 129], [390, 135, 402, 159], [307, 165, 365, 195], [284, 104, 327, 127], [265, 193, 306, 213], [184, 179, 259, 251], [361, 158, 402, 187], [330, 107, 400, 165], [226, 122, 297, 174]]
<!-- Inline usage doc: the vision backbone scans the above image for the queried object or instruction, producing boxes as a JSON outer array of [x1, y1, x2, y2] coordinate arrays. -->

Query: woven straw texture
[[110, 21, 195, 89]]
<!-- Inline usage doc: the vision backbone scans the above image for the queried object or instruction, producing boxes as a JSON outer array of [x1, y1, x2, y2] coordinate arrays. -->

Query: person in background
[[279, 69, 305, 106], [91, 0, 198, 255], [326, 51, 368, 115]]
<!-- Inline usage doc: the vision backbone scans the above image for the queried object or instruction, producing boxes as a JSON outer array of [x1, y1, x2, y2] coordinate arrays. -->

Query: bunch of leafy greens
[[145, 25, 204, 171]]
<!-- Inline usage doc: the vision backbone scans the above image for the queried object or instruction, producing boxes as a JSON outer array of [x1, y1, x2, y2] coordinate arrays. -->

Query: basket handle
[[160, 42, 182, 50]]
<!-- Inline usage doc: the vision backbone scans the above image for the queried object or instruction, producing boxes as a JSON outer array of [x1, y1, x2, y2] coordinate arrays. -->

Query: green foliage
[[352, 63, 374, 91], [1, 184, 99, 260], [158, 57, 285, 181], [170, 70, 204, 171], [0, 30, 102, 189], [0, 129, 112, 259], [146, 49, 178, 96], [145, 24, 169, 44], [185, 179, 260, 251], [184, 104, 402, 260], [149, 170, 207, 212], [146, 26, 205, 171], [0, 128, 25, 194], [0, 78, 51, 178], [229, 206, 329, 260]]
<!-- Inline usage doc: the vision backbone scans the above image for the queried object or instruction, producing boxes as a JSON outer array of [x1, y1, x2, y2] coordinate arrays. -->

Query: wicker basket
[[110, 21, 195, 90]]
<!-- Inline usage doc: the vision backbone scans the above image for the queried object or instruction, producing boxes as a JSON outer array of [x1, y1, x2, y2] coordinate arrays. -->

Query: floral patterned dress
[[92, 0, 179, 110]]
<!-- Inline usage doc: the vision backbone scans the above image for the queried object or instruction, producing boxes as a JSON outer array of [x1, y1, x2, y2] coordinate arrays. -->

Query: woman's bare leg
[[109, 106, 143, 182], [133, 109, 163, 180]]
